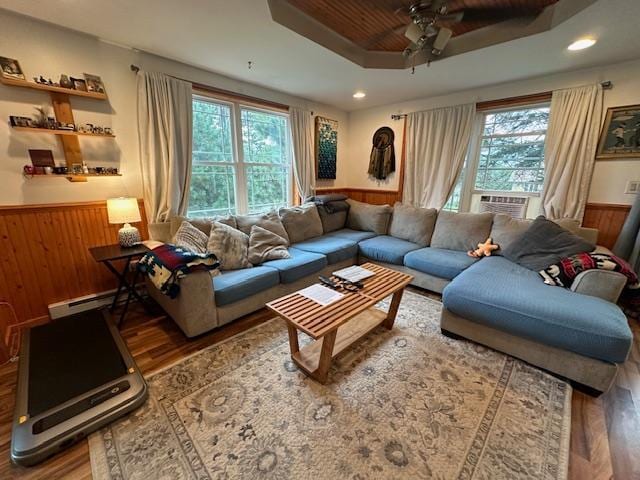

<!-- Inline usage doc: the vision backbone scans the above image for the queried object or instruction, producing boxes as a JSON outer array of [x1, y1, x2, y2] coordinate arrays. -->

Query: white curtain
[[289, 108, 315, 201], [403, 103, 476, 209], [541, 84, 603, 220], [137, 71, 193, 223]]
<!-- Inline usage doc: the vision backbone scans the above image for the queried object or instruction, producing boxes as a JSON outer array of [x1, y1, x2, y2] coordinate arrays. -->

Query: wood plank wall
[[0, 200, 148, 361], [316, 188, 631, 249]]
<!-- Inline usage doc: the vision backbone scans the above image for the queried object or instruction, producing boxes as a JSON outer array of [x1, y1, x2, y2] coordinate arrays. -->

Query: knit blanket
[[138, 244, 220, 299]]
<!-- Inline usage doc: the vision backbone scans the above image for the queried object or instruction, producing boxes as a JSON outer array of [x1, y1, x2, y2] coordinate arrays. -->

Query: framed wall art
[[315, 116, 338, 179], [597, 104, 640, 159]]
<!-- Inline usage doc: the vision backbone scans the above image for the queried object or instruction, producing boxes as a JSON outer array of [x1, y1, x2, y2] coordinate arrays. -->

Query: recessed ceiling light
[[568, 37, 596, 51], [353, 91, 366, 99]]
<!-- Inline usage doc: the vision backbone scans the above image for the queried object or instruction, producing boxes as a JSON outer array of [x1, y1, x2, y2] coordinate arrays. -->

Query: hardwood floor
[[0, 289, 638, 479]]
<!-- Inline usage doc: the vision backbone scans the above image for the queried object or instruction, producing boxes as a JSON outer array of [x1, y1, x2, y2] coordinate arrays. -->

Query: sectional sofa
[[147, 199, 632, 394]]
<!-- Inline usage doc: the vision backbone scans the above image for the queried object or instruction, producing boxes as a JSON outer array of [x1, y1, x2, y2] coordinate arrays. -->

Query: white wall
[[0, 10, 347, 206], [346, 59, 640, 206]]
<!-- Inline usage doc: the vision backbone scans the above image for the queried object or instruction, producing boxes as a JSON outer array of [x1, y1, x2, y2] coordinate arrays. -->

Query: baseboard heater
[[48, 284, 146, 320]]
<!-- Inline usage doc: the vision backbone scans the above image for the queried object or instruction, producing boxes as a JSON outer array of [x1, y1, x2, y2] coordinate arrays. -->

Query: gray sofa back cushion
[[491, 214, 590, 254], [236, 211, 290, 244], [502, 216, 596, 271], [170, 215, 237, 238], [346, 199, 392, 234], [430, 211, 494, 251], [279, 204, 324, 243], [389, 202, 437, 247], [317, 207, 348, 233]]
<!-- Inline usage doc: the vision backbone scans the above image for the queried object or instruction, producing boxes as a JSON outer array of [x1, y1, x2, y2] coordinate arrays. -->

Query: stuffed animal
[[468, 238, 499, 258]]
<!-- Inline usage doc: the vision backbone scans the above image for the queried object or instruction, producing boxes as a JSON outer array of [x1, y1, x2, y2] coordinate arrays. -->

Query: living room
[[0, 0, 639, 478]]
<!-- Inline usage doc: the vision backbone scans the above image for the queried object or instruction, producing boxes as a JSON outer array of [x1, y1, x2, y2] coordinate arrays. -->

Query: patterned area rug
[[89, 291, 571, 479]]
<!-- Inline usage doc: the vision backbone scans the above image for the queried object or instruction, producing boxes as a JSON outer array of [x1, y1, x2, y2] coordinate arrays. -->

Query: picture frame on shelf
[[0, 56, 25, 80], [9, 115, 33, 127], [83, 73, 105, 94], [71, 77, 87, 91], [71, 163, 84, 175], [597, 104, 640, 159]]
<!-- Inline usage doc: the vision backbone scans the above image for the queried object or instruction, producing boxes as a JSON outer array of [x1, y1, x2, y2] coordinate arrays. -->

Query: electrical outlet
[[625, 180, 640, 194]]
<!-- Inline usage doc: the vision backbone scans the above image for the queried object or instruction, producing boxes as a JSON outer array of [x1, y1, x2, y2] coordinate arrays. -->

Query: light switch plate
[[626, 180, 640, 194]]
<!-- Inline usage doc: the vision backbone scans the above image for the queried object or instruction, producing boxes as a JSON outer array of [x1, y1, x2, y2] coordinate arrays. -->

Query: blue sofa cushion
[[262, 247, 327, 284], [358, 235, 421, 265], [213, 266, 280, 306], [293, 236, 358, 264], [404, 248, 479, 280], [325, 228, 378, 243], [443, 256, 632, 364]]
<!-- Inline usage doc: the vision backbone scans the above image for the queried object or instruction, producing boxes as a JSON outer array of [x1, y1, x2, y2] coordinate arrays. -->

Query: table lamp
[[107, 197, 142, 247]]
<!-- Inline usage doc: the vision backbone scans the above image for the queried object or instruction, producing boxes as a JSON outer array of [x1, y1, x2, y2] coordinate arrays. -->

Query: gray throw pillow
[[248, 225, 291, 265], [346, 199, 392, 234], [501, 216, 595, 271], [317, 207, 348, 233], [172, 221, 208, 254], [388, 202, 437, 247], [207, 221, 252, 270], [236, 211, 290, 244], [490, 215, 585, 254], [170, 215, 237, 237], [279, 204, 323, 243], [430, 211, 494, 252]]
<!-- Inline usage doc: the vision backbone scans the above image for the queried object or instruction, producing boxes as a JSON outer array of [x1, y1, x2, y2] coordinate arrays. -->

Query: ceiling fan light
[[568, 37, 596, 51]]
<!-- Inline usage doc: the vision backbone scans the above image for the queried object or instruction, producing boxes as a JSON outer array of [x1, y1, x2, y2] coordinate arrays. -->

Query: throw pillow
[[388, 202, 437, 247], [170, 214, 237, 238], [172, 221, 208, 254], [279, 204, 323, 243], [502, 216, 595, 271], [539, 252, 639, 288], [236, 210, 290, 244], [206, 221, 252, 270], [346, 199, 393, 234], [430, 211, 494, 252], [248, 225, 291, 265]]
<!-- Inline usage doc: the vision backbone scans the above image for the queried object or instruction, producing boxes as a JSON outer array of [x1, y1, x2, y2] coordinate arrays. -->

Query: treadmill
[[11, 310, 147, 466]]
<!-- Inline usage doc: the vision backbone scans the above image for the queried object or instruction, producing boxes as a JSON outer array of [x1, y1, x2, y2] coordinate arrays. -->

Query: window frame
[[468, 103, 550, 198], [188, 93, 293, 216]]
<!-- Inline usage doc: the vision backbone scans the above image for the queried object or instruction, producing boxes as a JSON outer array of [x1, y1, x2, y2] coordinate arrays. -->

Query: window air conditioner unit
[[479, 195, 529, 219]]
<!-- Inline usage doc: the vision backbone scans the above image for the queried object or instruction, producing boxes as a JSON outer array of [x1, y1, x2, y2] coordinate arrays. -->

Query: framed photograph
[[9, 116, 32, 128], [0, 56, 25, 80], [83, 73, 105, 94], [597, 105, 640, 159], [28, 149, 55, 168], [71, 77, 87, 91], [71, 163, 84, 175]]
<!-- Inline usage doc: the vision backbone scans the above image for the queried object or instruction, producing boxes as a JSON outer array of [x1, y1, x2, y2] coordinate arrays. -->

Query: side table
[[89, 243, 149, 327]]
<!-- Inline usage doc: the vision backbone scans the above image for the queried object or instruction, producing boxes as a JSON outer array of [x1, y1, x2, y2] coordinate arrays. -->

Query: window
[[188, 96, 291, 216], [473, 106, 549, 193]]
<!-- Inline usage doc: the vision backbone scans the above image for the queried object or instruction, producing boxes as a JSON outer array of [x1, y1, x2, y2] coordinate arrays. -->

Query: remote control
[[318, 275, 339, 289]]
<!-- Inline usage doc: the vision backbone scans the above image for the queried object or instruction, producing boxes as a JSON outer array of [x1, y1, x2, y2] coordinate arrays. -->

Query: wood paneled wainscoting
[[316, 188, 631, 249], [0, 200, 149, 361]]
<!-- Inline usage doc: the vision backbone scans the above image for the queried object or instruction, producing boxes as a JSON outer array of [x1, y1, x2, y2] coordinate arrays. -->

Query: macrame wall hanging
[[368, 126, 395, 180]]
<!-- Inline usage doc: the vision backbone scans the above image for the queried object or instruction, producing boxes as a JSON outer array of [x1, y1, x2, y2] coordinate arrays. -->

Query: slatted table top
[[266, 263, 413, 339]]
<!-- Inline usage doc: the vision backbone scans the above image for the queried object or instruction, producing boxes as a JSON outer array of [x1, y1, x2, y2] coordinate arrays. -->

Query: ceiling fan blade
[[459, 8, 538, 22], [437, 11, 464, 23]]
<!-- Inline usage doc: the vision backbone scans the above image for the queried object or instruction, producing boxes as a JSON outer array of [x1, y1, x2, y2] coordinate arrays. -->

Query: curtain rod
[[390, 80, 613, 119], [130, 64, 290, 112]]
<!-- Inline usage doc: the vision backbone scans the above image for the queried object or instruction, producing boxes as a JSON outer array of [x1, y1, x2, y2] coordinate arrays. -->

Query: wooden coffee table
[[266, 263, 413, 384]]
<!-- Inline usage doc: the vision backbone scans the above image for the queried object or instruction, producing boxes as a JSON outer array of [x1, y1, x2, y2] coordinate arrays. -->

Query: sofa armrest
[[145, 270, 218, 337], [570, 270, 626, 303]]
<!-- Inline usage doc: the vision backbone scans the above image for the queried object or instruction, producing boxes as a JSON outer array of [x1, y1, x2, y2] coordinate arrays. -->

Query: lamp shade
[[106, 197, 141, 225]]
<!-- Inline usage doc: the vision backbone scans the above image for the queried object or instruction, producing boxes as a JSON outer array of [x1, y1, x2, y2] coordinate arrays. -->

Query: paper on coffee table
[[298, 284, 343, 306]]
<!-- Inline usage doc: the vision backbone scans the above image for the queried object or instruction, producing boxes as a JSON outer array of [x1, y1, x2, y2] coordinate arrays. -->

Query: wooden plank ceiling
[[286, 0, 559, 51]]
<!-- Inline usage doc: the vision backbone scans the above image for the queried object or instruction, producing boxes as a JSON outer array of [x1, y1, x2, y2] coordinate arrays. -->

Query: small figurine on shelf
[[82, 161, 89, 174], [59, 74, 73, 89]]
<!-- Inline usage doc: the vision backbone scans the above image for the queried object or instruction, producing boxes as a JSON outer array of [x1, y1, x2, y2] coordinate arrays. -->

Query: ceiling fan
[[397, 1, 463, 60]]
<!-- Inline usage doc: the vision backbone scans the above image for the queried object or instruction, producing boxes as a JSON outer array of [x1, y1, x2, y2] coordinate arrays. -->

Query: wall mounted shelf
[[24, 173, 122, 183], [0, 76, 108, 100], [12, 126, 115, 137]]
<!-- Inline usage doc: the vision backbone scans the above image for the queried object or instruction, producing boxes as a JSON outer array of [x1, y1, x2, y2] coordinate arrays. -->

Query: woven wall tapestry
[[315, 116, 338, 179]]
